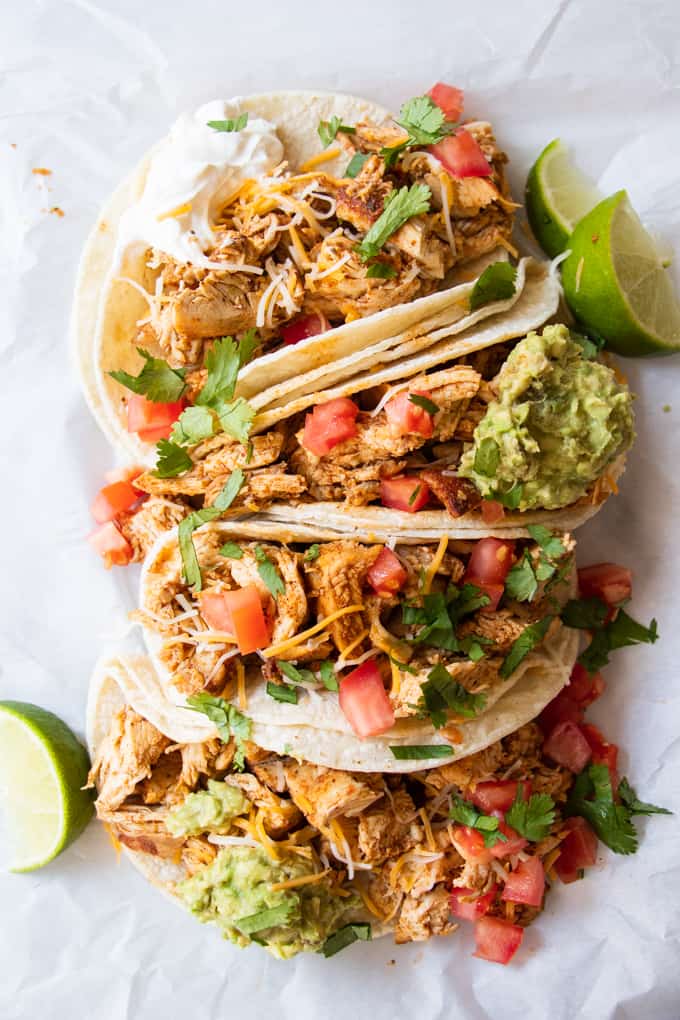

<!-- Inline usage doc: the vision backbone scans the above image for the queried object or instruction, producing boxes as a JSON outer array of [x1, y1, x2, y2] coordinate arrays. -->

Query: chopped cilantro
[[409, 393, 439, 415], [565, 764, 670, 855], [381, 95, 454, 167], [357, 184, 431, 261], [170, 405, 215, 446], [408, 482, 424, 506], [500, 616, 553, 678], [266, 682, 298, 705], [505, 785, 556, 842], [319, 660, 338, 692], [473, 437, 500, 477], [366, 261, 397, 279], [526, 524, 566, 560], [153, 439, 193, 478], [185, 693, 251, 770], [494, 484, 523, 510], [207, 113, 249, 133], [235, 902, 294, 936], [218, 397, 255, 442], [254, 545, 285, 599], [109, 347, 186, 402], [304, 544, 320, 562], [560, 598, 659, 673], [450, 796, 508, 848], [178, 470, 245, 590], [318, 116, 356, 148], [469, 262, 517, 312], [416, 663, 486, 728], [219, 541, 243, 559], [276, 660, 316, 685], [504, 552, 538, 603], [390, 744, 454, 760], [345, 152, 369, 178], [560, 597, 610, 631], [195, 333, 257, 410], [618, 778, 672, 818], [321, 922, 371, 958], [403, 583, 490, 652]]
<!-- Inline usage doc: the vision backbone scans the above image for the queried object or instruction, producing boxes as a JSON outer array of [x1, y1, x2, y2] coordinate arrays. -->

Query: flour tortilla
[[71, 89, 521, 467], [136, 520, 578, 771]]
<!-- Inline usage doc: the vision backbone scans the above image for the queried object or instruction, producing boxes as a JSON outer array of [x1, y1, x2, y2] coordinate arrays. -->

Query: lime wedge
[[0, 701, 94, 872], [562, 190, 680, 356], [525, 139, 602, 257]]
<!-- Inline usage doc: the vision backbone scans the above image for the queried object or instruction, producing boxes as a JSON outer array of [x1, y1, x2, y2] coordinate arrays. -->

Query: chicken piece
[[252, 758, 289, 794], [335, 155, 392, 232], [137, 750, 187, 806], [226, 542, 307, 645], [419, 470, 483, 517], [225, 773, 302, 839], [391, 657, 504, 719], [396, 545, 465, 597], [203, 464, 307, 509], [97, 804, 183, 859], [394, 886, 455, 943], [309, 541, 379, 652], [182, 836, 219, 876], [290, 446, 406, 506], [178, 738, 234, 788], [88, 707, 171, 812], [118, 498, 188, 562], [458, 611, 531, 654], [357, 789, 423, 863], [160, 637, 234, 697], [364, 865, 404, 921], [390, 215, 451, 279], [283, 762, 383, 829], [338, 121, 409, 155]]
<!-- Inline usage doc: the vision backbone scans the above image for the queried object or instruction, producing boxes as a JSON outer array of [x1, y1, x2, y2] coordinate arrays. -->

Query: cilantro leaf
[[319, 660, 338, 692], [618, 779, 672, 817], [219, 541, 243, 559], [366, 261, 397, 279], [494, 484, 523, 510], [357, 184, 431, 261], [304, 544, 320, 562], [505, 785, 556, 842], [109, 347, 186, 402], [218, 397, 255, 443], [276, 660, 316, 685], [566, 764, 638, 855], [345, 153, 369, 178], [266, 682, 298, 704], [186, 693, 251, 770], [579, 610, 658, 673], [450, 796, 508, 848], [469, 262, 517, 312], [207, 113, 249, 133], [254, 545, 285, 598], [153, 440, 193, 478], [409, 393, 439, 415], [504, 552, 538, 602], [178, 470, 245, 590], [318, 116, 355, 148], [195, 334, 256, 409], [500, 616, 553, 678], [526, 525, 565, 560], [404, 584, 490, 652], [397, 96, 452, 145], [234, 901, 294, 936], [417, 663, 486, 727], [321, 923, 371, 958], [473, 437, 500, 477], [560, 597, 610, 631], [390, 744, 454, 760], [170, 405, 215, 446]]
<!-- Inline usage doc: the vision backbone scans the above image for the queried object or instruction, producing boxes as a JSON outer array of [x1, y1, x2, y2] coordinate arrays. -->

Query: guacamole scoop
[[459, 325, 634, 510], [176, 845, 358, 959]]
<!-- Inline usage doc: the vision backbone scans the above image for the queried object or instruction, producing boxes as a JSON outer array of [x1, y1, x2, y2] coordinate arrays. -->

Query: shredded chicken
[[88, 706, 170, 812], [394, 886, 456, 943], [307, 541, 380, 652], [283, 762, 383, 829], [357, 790, 423, 863], [118, 497, 188, 562]]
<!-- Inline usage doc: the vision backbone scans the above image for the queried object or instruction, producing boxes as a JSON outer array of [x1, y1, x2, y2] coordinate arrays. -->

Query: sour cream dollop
[[116, 99, 283, 268]]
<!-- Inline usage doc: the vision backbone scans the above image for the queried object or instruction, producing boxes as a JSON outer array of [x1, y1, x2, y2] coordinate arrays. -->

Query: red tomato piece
[[465, 538, 516, 586], [568, 662, 606, 707], [469, 581, 504, 612], [488, 820, 528, 859], [88, 521, 133, 569], [103, 465, 144, 491], [580, 723, 619, 787], [471, 780, 531, 815], [384, 389, 435, 438], [450, 826, 492, 864], [366, 547, 408, 599], [578, 563, 632, 606], [338, 660, 395, 738], [302, 398, 359, 456], [426, 82, 464, 121], [555, 817, 599, 884], [429, 129, 492, 178], [538, 688, 583, 734], [91, 480, 140, 524], [380, 476, 431, 513], [473, 917, 524, 965], [281, 312, 330, 346], [126, 394, 185, 441], [481, 499, 505, 525], [501, 856, 545, 907], [201, 586, 269, 654], [450, 885, 496, 922], [543, 720, 593, 773]]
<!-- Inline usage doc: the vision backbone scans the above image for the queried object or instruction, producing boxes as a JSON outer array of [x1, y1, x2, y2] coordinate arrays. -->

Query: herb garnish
[[153, 439, 193, 478], [321, 923, 371, 958], [110, 347, 186, 402], [366, 262, 397, 279], [345, 152, 369, 178], [409, 393, 440, 415], [566, 764, 670, 855], [318, 116, 356, 148], [219, 541, 243, 559], [449, 796, 508, 848], [234, 902, 294, 936], [416, 663, 486, 728], [381, 95, 454, 168], [170, 405, 215, 446], [276, 661, 316, 685], [186, 693, 251, 770], [473, 437, 500, 477], [505, 525, 567, 602], [505, 784, 556, 842], [319, 661, 339, 692], [254, 545, 285, 599], [207, 113, 249, 133], [178, 469, 245, 590], [390, 744, 454, 761], [560, 599, 658, 673], [357, 184, 431, 261], [403, 583, 490, 653], [304, 544, 320, 562], [266, 682, 298, 705], [469, 262, 517, 311], [500, 616, 554, 678]]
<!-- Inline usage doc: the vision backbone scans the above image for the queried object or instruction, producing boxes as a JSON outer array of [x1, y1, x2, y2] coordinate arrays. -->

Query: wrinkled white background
[[1, 1, 679, 1017]]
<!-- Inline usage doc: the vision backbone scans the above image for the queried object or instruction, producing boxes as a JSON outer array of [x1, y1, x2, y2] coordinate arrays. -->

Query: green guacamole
[[175, 845, 358, 959], [459, 325, 634, 510], [166, 781, 249, 837]]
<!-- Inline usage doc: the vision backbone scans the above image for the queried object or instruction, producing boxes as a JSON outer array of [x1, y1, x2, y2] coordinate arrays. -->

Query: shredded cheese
[[390, 658, 401, 695], [357, 888, 387, 921], [438, 173, 457, 256], [156, 200, 192, 222], [307, 251, 352, 281], [419, 808, 436, 853], [236, 660, 247, 710], [336, 628, 369, 666], [496, 235, 519, 259], [287, 224, 311, 269], [270, 870, 331, 892], [299, 147, 341, 172], [422, 535, 450, 595], [262, 604, 365, 659]]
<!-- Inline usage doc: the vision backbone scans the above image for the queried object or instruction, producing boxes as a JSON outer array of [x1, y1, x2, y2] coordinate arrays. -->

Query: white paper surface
[[1, 1, 680, 1017]]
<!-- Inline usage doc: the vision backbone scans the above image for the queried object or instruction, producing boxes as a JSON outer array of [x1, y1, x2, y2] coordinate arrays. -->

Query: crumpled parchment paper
[[1, 1, 679, 1017]]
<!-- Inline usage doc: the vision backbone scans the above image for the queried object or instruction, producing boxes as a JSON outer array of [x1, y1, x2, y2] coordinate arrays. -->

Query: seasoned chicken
[[289, 447, 406, 505], [118, 497, 188, 562], [88, 707, 170, 812], [283, 762, 383, 829], [418, 470, 483, 517], [391, 657, 505, 719], [335, 155, 392, 232], [137, 750, 187, 805], [203, 464, 307, 508], [396, 545, 465, 596], [394, 886, 455, 943], [177, 738, 234, 788], [225, 542, 308, 645], [181, 835, 219, 876], [338, 121, 409, 155], [97, 804, 183, 859], [225, 773, 302, 839], [357, 790, 423, 863], [390, 215, 451, 279], [308, 541, 379, 652], [458, 611, 532, 654]]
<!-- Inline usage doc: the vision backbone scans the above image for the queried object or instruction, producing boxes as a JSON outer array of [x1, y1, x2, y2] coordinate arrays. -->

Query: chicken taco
[[73, 86, 521, 466], [128, 517, 579, 771]]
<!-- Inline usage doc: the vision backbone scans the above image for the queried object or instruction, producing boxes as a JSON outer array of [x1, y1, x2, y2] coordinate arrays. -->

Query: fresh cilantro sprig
[[560, 598, 658, 673], [402, 583, 490, 653], [321, 922, 371, 958], [208, 113, 249, 133], [254, 545, 285, 599], [505, 784, 556, 842], [318, 116, 356, 148], [170, 405, 215, 446], [319, 660, 338, 692], [416, 663, 486, 728], [234, 902, 294, 936], [473, 437, 500, 477], [566, 764, 670, 855], [381, 95, 454, 168], [450, 796, 508, 848], [505, 526, 568, 602], [266, 682, 298, 704], [277, 660, 316, 685], [469, 262, 517, 312], [153, 439, 193, 478], [110, 347, 186, 402], [304, 544, 320, 562], [186, 693, 251, 770], [366, 262, 397, 280], [357, 184, 431, 261], [178, 469, 245, 590], [500, 616, 554, 678], [345, 152, 369, 179], [618, 778, 672, 818]]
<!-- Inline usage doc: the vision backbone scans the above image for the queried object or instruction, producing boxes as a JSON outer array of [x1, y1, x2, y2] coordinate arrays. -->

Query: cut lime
[[0, 701, 94, 872], [562, 190, 680, 356], [525, 139, 602, 257]]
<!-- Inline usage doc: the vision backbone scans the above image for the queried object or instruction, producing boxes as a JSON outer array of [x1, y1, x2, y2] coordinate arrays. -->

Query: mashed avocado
[[175, 845, 358, 958], [166, 781, 249, 837], [459, 325, 634, 510]]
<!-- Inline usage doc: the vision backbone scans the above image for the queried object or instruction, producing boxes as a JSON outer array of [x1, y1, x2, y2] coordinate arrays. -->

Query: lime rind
[[526, 138, 602, 258]]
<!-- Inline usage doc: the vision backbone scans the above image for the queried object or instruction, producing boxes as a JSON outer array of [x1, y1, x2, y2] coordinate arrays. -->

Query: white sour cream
[[116, 99, 284, 268]]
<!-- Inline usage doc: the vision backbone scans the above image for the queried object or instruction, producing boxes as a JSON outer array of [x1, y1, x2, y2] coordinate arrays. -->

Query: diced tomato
[[380, 476, 431, 513], [473, 916, 524, 965], [450, 826, 492, 864], [471, 581, 505, 612], [465, 538, 515, 586], [103, 465, 144, 491], [580, 723, 619, 788], [91, 480, 140, 524], [126, 394, 185, 441], [366, 547, 408, 599], [481, 499, 505, 525], [538, 688, 583, 734], [384, 389, 435, 438], [543, 720, 593, 773], [302, 398, 359, 456], [501, 856, 545, 907], [471, 780, 531, 815], [488, 819, 528, 859], [88, 521, 133, 569], [578, 563, 632, 606], [555, 817, 599, 884], [201, 586, 269, 654], [429, 129, 492, 179], [426, 82, 464, 122], [567, 662, 606, 708], [450, 885, 496, 922], [338, 660, 395, 738], [281, 312, 330, 346]]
